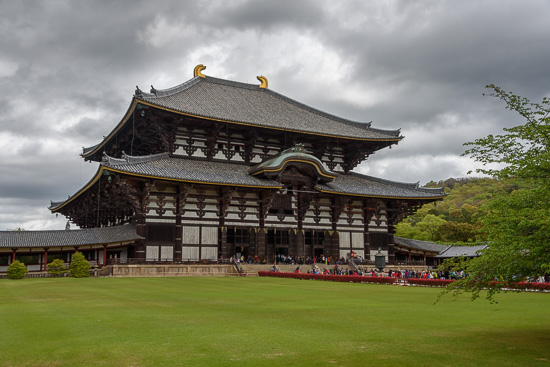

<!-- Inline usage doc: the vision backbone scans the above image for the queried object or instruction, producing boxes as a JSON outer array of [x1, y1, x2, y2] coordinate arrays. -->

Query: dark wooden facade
[[50, 67, 445, 264]]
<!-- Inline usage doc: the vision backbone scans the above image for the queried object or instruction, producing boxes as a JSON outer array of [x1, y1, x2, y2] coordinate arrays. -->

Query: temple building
[[2, 65, 446, 270]]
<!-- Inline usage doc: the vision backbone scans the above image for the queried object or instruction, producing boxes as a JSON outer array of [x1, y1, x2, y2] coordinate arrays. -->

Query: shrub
[[6, 260, 28, 279], [47, 259, 67, 277], [69, 252, 90, 278]]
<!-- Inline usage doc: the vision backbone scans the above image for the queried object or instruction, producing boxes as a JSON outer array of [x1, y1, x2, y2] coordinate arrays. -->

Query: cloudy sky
[[1, 0, 549, 230]]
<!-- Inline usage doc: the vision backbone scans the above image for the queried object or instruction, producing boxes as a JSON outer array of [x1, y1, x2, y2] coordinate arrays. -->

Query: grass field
[[0, 277, 548, 367]]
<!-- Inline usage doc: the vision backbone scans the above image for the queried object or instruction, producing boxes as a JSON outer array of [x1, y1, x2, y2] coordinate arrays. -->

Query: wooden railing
[[232, 258, 245, 275], [348, 259, 361, 273]]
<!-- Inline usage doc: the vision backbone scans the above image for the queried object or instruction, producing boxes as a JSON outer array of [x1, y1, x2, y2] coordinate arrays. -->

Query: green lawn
[[0, 277, 548, 367]]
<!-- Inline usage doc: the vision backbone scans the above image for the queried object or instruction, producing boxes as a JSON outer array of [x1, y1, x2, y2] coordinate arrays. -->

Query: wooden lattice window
[[147, 224, 175, 243], [227, 228, 250, 246]]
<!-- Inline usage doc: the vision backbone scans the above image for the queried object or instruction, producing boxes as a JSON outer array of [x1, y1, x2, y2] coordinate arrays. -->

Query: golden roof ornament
[[193, 64, 206, 78], [257, 75, 268, 88]]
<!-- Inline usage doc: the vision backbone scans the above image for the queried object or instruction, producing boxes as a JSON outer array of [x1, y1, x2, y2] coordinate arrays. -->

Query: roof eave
[[81, 98, 141, 160], [136, 100, 404, 143]]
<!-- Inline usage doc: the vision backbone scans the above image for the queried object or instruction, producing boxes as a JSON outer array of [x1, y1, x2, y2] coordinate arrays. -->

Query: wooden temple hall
[[1, 65, 446, 270]]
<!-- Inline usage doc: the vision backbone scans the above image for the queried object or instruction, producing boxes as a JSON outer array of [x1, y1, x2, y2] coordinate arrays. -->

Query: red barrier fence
[[258, 271, 397, 284]]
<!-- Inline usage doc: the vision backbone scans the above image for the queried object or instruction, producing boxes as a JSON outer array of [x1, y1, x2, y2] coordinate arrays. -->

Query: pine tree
[[47, 259, 68, 277]]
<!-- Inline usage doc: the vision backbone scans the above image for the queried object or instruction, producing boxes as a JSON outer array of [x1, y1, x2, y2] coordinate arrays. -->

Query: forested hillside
[[395, 177, 520, 243]]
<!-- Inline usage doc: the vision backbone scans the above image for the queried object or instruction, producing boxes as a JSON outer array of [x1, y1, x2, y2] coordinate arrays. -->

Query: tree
[[415, 214, 447, 241], [6, 260, 28, 279], [69, 252, 91, 278], [47, 259, 68, 277], [440, 85, 550, 301]]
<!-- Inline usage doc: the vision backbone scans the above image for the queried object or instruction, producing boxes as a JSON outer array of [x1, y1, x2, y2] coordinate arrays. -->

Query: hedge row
[[258, 271, 397, 284], [407, 279, 456, 287], [407, 278, 550, 290]]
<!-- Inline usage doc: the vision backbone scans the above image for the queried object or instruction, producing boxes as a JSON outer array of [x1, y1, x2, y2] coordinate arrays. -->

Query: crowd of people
[[268, 264, 467, 280], [244, 254, 550, 284]]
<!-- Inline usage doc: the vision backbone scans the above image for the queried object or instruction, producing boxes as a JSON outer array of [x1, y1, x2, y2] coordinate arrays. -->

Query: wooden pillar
[[11, 249, 16, 262], [103, 245, 108, 266], [408, 251, 411, 265], [43, 248, 49, 272], [220, 227, 229, 259], [331, 231, 339, 260], [256, 228, 266, 262], [295, 229, 305, 258], [387, 224, 396, 264], [363, 200, 373, 261], [174, 224, 182, 262], [324, 231, 332, 260]]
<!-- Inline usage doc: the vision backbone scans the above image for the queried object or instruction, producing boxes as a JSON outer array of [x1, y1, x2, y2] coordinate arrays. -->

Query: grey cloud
[[1, 0, 549, 230]]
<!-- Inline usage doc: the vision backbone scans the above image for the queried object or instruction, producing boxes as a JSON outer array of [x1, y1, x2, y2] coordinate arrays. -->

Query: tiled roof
[[52, 153, 444, 212], [104, 152, 283, 188], [435, 245, 488, 258], [106, 153, 444, 199], [394, 236, 450, 253], [0, 224, 142, 249], [136, 75, 401, 140], [315, 172, 446, 199]]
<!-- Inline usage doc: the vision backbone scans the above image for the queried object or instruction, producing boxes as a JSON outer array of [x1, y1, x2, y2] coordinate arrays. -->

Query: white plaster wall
[[146, 246, 159, 261], [201, 227, 218, 245], [352, 233, 364, 249], [160, 246, 173, 261], [182, 226, 200, 244], [182, 246, 199, 260], [201, 247, 217, 260], [339, 231, 351, 249], [146, 218, 175, 223]]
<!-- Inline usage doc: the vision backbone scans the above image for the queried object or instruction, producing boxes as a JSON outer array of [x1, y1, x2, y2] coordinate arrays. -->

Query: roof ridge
[[349, 172, 420, 190], [102, 152, 170, 166], [349, 172, 446, 194], [136, 76, 203, 99]]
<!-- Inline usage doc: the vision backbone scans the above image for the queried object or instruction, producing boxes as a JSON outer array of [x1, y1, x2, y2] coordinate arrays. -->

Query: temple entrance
[[275, 247, 288, 256], [314, 248, 324, 258], [227, 227, 251, 260], [235, 246, 250, 260], [267, 228, 290, 262], [305, 230, 326, 259]]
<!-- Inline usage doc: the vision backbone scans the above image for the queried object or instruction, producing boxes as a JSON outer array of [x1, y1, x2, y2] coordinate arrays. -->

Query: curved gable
[[249, 144, 336, 184]]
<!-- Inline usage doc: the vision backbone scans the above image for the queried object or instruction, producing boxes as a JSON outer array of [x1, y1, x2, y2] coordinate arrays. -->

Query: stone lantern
[[375, 247, 386, 272]]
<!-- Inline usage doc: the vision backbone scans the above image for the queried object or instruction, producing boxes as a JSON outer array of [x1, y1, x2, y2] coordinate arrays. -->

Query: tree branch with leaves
[[440, 85, 550, 302]]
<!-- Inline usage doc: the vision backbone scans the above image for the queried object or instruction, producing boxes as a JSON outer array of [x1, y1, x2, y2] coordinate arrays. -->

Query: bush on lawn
[[69, 252, 90, 278], [47, 259, 67, 277], [6, 260, 28, 279]]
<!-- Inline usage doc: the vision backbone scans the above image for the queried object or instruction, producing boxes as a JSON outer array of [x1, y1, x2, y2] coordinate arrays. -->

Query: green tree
[[441, 85, 550, 301], [69, 252, 91, 278], [6, 260, 28, 279], [415, 214, 447, 241], [47, 259, 68, 277]]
